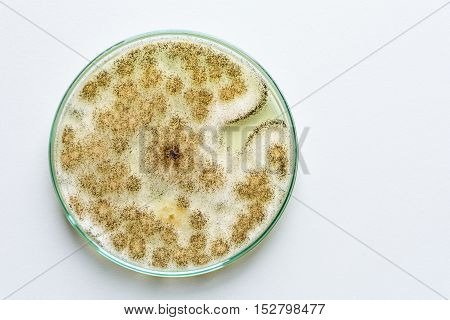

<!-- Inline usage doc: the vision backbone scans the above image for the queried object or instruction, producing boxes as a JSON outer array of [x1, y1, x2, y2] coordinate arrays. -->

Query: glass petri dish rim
[[48, 29, 298, 277]]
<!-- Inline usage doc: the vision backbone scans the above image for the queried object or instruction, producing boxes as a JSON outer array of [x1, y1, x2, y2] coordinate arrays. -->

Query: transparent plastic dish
[[49, 30, 298, 277]]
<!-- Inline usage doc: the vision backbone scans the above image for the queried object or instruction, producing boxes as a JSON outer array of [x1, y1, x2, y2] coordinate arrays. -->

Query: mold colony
[[53, 35, 294, 272]]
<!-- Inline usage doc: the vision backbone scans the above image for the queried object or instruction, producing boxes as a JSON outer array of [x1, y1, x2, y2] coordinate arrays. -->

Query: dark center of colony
[[165, 145, 181, 160]]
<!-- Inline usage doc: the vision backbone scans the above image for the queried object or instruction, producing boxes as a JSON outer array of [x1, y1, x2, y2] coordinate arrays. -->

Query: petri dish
[[49, 30, 298, 277]]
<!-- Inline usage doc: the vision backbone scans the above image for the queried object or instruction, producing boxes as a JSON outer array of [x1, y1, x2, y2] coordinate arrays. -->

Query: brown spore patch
[[267, 143, 288, 178], [96, 70, 111, 87], [60, 140, 83, 171], [97, 161, 129, 193], [205, 51, 230, 81], [123, 207, 163, 238], [173, 247, 190, 267], [226, 62, 242, 78], [248, 202, 266, 224], [161, 226, 178, 246], [68, 195, 84, 218], [78, 161, 130, 196], [128, 235, 146, 260], [230, 213, 253, 245], [83, 135, 108, 162], [184, 88, 213, 121], [114, 81, 139, 102], [189, 233, 207, 251], [139, 44, 157, 67], [178, 179, 195, 193], [167, 42, 209, 85], [190, 66, 208, 85], [165, 75, 184, 94], [191, 253, 210, 266], [79, 70, 111, 101], [219, 77, 247, 102], [147, 93, 167, 116], [189, 210, 207, 231], [79, 173, 103, 197], [79, 81, 98, 101], [111, 232, 128, 251], [125, 175, 141, 192], [199, 163, 224, 191], [90, 199, 119, 231], [176, 196, 190, 210], [96, 94, 166, 136], [112, 136, 129, 154], [114, 49, 140, 77], [152, 247, 172, 268], [230, 203, 267, 245], [141, 66, 163, 88], [62, 127, 75, 144], [235, 170, 273, 203], [211, 239, 229, 257], [60, 128, 86, 171]]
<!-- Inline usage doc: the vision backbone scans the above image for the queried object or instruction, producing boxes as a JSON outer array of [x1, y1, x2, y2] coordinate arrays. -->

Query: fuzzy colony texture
[[55, 38, 292, 271]]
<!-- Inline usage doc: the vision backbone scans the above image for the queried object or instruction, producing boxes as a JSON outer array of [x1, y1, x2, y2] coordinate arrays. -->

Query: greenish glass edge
[[48, 30, 299, 277]]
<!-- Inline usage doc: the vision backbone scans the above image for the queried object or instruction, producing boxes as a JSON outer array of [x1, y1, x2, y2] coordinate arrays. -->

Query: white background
[[0, 0, 449, 299]]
